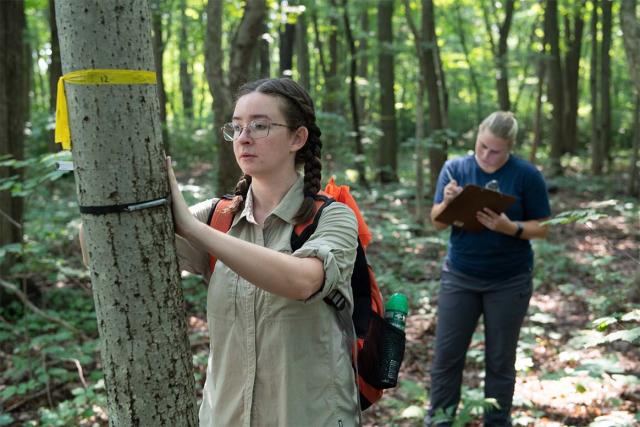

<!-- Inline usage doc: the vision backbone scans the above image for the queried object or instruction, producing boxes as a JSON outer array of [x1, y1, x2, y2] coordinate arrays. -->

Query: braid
[[294, 128, 323, 223], [226, 174, 252, 214]]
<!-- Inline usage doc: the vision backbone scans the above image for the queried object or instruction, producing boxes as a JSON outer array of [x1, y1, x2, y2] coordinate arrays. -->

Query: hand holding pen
[[443, 168, 462, 205]]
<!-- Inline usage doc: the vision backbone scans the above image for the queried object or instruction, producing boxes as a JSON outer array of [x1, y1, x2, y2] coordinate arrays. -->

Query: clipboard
[[434, 184, 516, 232]]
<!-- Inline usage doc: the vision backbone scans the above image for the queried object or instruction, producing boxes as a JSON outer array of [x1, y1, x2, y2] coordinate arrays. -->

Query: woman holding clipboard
[[426, 111, 551, 426]]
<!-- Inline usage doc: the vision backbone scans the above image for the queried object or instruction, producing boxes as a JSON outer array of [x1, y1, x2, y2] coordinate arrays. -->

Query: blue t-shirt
[[434, 154, 551, 279]]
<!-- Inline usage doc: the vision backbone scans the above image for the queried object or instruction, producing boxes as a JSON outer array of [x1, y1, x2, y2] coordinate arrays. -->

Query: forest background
[[0, 0, 638, 426]]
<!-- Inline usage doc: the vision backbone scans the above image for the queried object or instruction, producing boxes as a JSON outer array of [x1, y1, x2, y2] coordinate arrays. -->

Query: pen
[[446, 168, 455, 183]]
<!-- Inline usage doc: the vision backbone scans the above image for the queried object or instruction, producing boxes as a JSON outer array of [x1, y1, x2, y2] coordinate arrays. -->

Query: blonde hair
[[479, 111, 518, 147]]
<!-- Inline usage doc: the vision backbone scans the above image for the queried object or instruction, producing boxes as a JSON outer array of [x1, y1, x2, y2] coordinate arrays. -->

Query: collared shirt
[[177, 175, 360, 426]]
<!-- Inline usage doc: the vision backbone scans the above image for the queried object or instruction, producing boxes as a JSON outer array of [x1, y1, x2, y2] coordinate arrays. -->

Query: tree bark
[[600, 0, 612, 169], [179, 0, 194, 120], [422, 0, 447, 194], [342, 0, 367, 187], [0, 1, 28, 271], [482, 0, 514, 111], [590, 0, 602, 174], [544, 0, 564, 175], [49, 0, 63, 152], [377, 0, 398, 183], [205, 0, 266, 193], [279, 7, 296, 77], [54, 2, 197, 424], [620, 0, 640, 196], [562, 1, 585, 154], [152, 0, 170, 152], [296, 9, 310, 90], [454, 1, 482, 122]]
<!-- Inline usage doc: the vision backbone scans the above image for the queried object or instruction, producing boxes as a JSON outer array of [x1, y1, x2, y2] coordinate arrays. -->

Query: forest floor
[[1, 166, 638, 426]]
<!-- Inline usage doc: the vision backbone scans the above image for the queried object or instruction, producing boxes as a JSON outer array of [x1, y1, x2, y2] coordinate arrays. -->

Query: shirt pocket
[[207, 261, 238, 320]]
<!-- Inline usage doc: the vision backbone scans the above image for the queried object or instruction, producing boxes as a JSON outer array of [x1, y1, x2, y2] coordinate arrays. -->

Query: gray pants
[[427, 263, 532, 427]]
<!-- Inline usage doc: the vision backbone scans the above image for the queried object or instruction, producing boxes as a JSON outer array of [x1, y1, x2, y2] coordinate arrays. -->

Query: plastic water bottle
[[379, 293, 408, 388], [384, 293, 408, 331]]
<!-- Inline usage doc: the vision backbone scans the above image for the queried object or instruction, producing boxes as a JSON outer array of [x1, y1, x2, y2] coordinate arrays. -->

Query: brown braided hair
[[226, 78, 323, 224]]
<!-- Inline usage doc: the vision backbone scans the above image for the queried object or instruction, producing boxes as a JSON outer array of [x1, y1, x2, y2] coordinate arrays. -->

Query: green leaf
[[605, 327, 640, 343]]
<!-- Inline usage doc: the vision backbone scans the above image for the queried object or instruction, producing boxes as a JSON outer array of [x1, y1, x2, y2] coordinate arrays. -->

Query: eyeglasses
[[221, 119, 295, 142]]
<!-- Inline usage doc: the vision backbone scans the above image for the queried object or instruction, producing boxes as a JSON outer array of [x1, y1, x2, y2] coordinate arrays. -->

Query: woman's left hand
[[166, 156, 198, 238], [476, 208, 513, 234]]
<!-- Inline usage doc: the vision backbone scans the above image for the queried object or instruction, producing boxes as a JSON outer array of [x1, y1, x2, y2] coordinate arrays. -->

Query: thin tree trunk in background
[[311, 7, 329, 93], [55, 1, 197, 423], [531, 46, 546, 164], [562, 1, 585, 154], [342, 0, 367, 187], [48, 0, 62, 152], [0, 1, 28, 272], [422, 0, 447, 194], [326, 0, 340, 113], [357, 10, 369, 123], [620, 0, 640, 196], [600, 0, 612, 170], [512, 17, 540, 114], [590, 0, 602, 174], [632, 97, 640, 197], [279, 5, 296, 77], [454, 0, 482, 122], [377, 0, 398, 183], [205, 0, 266, 193], [482, 0, 514, 111], [259, 21, 271, 78], [179, 0, 194, 121], [544, 0, 564, 176], [152, 1, 170, 152], [296, 10, 310, 90]]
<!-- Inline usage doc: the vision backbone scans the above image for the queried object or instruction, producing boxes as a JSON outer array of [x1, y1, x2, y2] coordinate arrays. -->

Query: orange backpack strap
[[207, 197, 235, 273]]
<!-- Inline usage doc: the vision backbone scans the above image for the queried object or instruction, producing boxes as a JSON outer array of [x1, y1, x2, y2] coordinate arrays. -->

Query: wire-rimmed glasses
[[221, 119, 295, 142]]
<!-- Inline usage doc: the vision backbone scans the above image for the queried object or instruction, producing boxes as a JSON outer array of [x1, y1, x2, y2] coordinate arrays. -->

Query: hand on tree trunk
[[166, 156, 199, 238]]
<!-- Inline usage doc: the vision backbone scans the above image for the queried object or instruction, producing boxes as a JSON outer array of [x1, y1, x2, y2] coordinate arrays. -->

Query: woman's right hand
[[443, 180, 462, 205], [166, 156, 198, 238]]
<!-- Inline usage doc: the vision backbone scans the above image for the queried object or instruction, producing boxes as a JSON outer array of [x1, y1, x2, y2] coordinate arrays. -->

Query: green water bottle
[[384, 293, 408, 330]]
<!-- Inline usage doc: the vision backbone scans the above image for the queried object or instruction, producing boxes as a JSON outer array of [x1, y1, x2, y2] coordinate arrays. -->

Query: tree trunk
[[600, 0, 612, 169], [357, 10, 369, 123], [377, 0, 398, 183], [496, 0, 515, 111], [453, 1, 482, 122], [179, 0, 194, 121], [205, 0, 266, 193], [54, 1, 197, 424], [0, 1, 28, 272], [531, 40, 546, 164], [49, 0, 62, 152], [422, 0, 447, 194], [259, 21, 271, 78], [544, 0, 564, 175], [562, 1, 585, 154], [482, 0, 514, 111], [152, 1, 170, 152], [326, 0, 341, 113], [620, 0, 640, 196], [590, 0, 602, 174], [342, 0, 367, 187], [279, 7, 296, 77], [296, 10, 310, 90]]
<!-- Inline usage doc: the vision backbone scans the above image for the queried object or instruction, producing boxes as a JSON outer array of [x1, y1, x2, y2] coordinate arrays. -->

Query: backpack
[[205, 178, 405, 410]]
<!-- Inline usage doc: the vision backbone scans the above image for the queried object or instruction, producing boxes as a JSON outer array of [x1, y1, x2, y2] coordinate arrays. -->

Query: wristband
[[514, 222, 524, 238]]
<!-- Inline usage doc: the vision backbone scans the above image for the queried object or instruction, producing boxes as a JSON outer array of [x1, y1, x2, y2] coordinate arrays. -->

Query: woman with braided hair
[[167, 78, 361, 426]]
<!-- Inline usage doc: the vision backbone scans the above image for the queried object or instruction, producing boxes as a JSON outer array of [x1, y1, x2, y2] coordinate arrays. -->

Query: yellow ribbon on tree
[[55, 69, 157, 150]]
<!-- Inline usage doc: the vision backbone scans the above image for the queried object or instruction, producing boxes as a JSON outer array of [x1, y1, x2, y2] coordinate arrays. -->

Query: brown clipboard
[[434, 185, 516, 232]]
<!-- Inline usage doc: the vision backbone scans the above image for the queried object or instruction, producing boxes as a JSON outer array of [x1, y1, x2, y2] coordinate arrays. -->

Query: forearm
[[184, 220, 324, 300], [79, 223, 89, 267], [517, 219, 549, 240], [430, 202, 450, 231]]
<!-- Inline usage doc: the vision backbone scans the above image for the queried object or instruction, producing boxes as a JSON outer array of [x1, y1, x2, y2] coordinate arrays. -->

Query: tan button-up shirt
[[177, 175, 360, 426]]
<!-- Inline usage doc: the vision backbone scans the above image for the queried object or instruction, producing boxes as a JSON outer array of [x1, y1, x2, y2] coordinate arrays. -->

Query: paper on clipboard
[[434, 185, 516, 232]]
